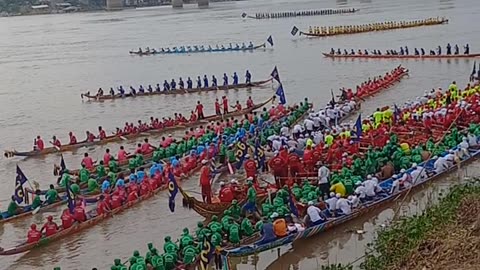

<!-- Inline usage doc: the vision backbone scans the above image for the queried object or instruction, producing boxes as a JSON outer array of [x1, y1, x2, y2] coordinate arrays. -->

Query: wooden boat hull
[[0, 166, 200, 256], [221, 147, 480, 257], [81, 79, 272, 101], [129, 44, 267, 55], [4, 96, 274, 158], [322, 52, 480, 59], [299, 19, 448, 38]]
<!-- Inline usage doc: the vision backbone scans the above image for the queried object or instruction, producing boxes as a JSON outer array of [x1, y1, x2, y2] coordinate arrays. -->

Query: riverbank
[[361, 179, 480, 270]]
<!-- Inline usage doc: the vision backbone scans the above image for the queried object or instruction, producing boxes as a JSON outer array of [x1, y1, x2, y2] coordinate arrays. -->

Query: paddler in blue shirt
[[464, 44, 470, 54], [109, 87, 115, 96], [196, 76, 202, 88], [221, 44, 225, 50], [232, 72, 239, 85], [446, 43, 451, 55], [437, 45, 442, 55], [454, 44, 459, 55], [414, 48, 419, 55], [155, 84, 161, 92], [138, 85, 145, 93], [203, 75, 209, 88], [163, 80, 170, 91], [212, 75, 217, 87], [166, 47, 171, 53], [223, 73, 228, 85], [170, 79, 176, 90], [245, 70, 251, 84], [229, 43, 233, 49], [179, 78, 184, 89], [399, 47, 404, 55], [118, 86, 125, 95], [187, 77, 193, 89], [200, 45, 205, 51], [241, 42, 246, 49], [405, 46, 409, 55], [129, 86, 136, 96], [147, 85, 153, 93], [235, 43, 240, 49], [249, 41, 254, 48], [207, 45, 212, 51]]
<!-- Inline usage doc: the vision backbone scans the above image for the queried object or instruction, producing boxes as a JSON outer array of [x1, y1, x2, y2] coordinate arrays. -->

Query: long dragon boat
[[179, 67, 409, 219], [129, 44, 267, 56], [323, 52, 480, 59], [241, 8, 357, 19], [293, 17, 448, 37], [220, 146, 478, 257], [0, 166, 200, 256], [4, 97, 274, 159], [81, 78, 272, 101]]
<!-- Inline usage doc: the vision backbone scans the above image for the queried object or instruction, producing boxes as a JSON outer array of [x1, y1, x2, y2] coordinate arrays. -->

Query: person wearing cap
[[199, 159, 212, 203], [329, 179, 346, 197], [27, 223, 42, 243], [324, 192, 338, 215], [433, 155, 449, 174], [306, 201, 326, 226], [354, 181, 367, 202], [336, 195, 352, 216], [271, 212, 288, 237], [242, 180, 257, 215], [41, 215, 59, 236]]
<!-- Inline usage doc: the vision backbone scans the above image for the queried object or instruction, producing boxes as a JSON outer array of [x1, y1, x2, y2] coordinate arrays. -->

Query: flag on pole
[[254, 139, 266, 171], [393, 103, 401, 123], [235, 141, 248, 170], [267, 35, 274, 46], [241, 12, 247, 18], [275, 84, 286, 104], [330, 89, 336, 106], [270, 66, 280, 83], [14, 165, 28, 203], [291, 26, 299, 36], [167, 171, 178, 212], [65, 176, 75, 214], [354, 114, 362, 141], [60, 154, 67, 172], [199, 237, 216, 270], [288, 192, 299, 217], [471, 61, 477, 81]]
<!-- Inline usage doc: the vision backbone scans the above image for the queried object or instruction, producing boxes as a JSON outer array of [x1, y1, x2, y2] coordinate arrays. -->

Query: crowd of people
[[134, 42, 256, 55], [247, 8, 356, 19], [32, 96, 255, 151], [307, 17, 447, 36], [329, 44, 471, 56], [92, 70, 253, 97]]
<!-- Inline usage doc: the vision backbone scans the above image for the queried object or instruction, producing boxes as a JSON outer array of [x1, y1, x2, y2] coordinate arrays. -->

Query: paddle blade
[[32, 206, 41, 215]]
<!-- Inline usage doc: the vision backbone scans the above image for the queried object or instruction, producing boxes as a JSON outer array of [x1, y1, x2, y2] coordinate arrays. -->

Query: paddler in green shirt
[[182, 240, 198, 264], [179, 228, 194, 249], [228, 200, 242, 220], [163, 236, 179, 259], [109, 159, 119, 173], [87, 178, 99, 193], [226, 145, 237, 164], [45, 184, 59, 204], [7, 195, 21, 216], [218, 142, 227, 164], [31, 189, 43, 210], [241, 217, 254, 236], [79, 164, 90, 183], [96, 161, 107, 178], [244, 180, 257, 215], [112, 259, 127, 270]]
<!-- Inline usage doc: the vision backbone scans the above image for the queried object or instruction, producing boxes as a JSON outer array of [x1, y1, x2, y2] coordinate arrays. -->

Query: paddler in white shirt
[[433, 156, 449, 173]]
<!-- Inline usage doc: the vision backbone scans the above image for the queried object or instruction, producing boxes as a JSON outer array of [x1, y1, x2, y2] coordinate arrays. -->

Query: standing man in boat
[[215, 98, 221, 115], [222, 96, 229, 114], [178, 78, 184, 89], [203, 75, 209, 88], [186, 77, 193, 89], [223, 73, 229, 86], [196, 76, 202, 89], [245, 70, 252, 84], [195, 101, 205, 120], [199, 159, 212, 203], [34, 135, 44, 151], [446, 43, 452, 55], [232, 72, 239, 85]]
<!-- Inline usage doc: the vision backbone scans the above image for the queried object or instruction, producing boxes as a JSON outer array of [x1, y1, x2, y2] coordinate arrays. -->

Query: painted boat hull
[[4, 96, 274, 158], [221, 147, 480, 257], [322, 52, 480, 59], [129, 44, 267, 55]]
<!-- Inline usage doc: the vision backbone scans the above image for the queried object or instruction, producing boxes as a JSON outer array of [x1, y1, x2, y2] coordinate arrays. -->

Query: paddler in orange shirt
[[27, 224, 42, 243], [68, 132, 77, 144], [41, 215, 59, 236]]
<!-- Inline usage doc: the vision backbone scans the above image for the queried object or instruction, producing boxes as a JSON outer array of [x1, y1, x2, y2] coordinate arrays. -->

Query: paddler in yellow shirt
[[372, 108, 384, 128], [362, 119, 372, 133], [324, 130, 334, 146], [448, 81, 458, 100], [382, 107, 393, 124]]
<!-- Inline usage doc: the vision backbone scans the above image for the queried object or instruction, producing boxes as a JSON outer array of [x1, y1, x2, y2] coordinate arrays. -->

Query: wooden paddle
[[49, 141, 61, 151]]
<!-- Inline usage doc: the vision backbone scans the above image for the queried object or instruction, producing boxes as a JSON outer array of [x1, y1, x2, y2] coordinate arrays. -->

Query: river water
[[0, 0, 479, 269]]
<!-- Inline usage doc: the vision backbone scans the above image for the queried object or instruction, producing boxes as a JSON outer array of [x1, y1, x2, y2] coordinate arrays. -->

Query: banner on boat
[[14, 165, 28, 203], [168, 171, 179, 212]]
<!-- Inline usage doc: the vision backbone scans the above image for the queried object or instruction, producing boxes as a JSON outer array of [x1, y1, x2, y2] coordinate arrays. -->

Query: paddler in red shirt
[[233, 100, 242, 111], [246, 96, 254, 108], [222, 96, 229, 114], [243, 154, 257, 183], [85, 131, 95, 142], [96, 195, 111, 216], [81, 153, 96, 170], [127, 187, 139, 202], [103, 148, 113, 166], [51, 135, 61, 148], [199, 159, 212, 203], [141, 138, 155, 154], [98, 126, 107, 140], [27, 224, 42, 243], [111, 191, 123, 209], [195, 100, 205, 119], [117, 146, 129, 163], [41, 215, 59, 237], [69, 132, 77, 145], [34, 135, 44, 151], [190, 110, 197, 122], [61, 208, 75, 230], [73, 200, 87, 222], [215, 98, 221, 115], [218, 181, 234, 203]]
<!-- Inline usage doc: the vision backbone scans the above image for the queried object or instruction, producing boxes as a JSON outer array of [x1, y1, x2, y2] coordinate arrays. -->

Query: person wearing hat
[[199, 159, 212, 203], [242, 180, 258, 215], [41, 215, 59, 237], [271, 212, 288, 237], [27, 223, 42, 243], [306, 201, 326, 226], [219, 181, 234, 203]]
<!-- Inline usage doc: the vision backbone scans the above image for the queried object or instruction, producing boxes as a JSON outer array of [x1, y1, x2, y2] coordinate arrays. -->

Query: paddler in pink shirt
[[165, 134, 174, 145], [103, 148, 113, 166], [141, 138, 155, 154], [117, 146, 129, 163], [81, 153, 96, 170]]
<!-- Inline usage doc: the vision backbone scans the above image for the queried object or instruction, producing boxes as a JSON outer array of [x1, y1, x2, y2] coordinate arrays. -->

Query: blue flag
[[394, 104, 401, 123], [471, 61, 477, 81], [354, 114, 362, 141], [271, 66, 280, 83], [241, 12, 247, 18], [199, 237, 216, 270], [276, 83, 286, 105], [60, 154, 67, 172], [291, 26, 299, 36], [65, 175, 75, 214], [168, 171, 178, 212], [267, 35, 274, 46], [235, 141, 248, 170], [14, 165, 28, 203], [288, 191, 299, 217]]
